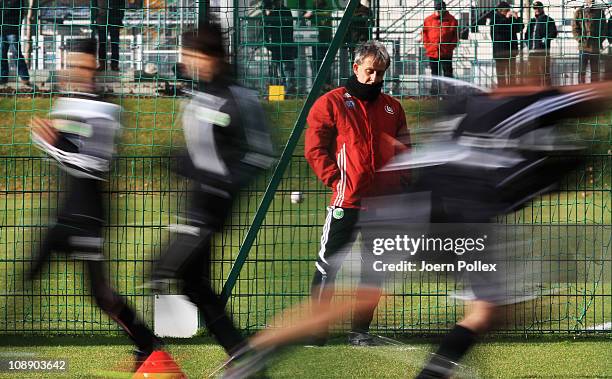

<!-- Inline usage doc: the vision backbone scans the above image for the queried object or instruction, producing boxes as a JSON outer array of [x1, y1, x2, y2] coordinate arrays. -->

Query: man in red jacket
[[304, 40, 410, 346], [422, 1, 459, 95]]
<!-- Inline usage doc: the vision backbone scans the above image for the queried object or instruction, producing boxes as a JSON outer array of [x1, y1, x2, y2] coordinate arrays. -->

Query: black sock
[[186, 285, 245, 354], [435, 324, 477, 362], [351, 301, 376, 334], [203, 310, 245, 354], [114, 307, 161, 354], [416, 324, 478, 379]]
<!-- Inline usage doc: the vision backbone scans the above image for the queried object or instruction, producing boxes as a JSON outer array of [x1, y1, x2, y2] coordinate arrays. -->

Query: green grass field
[[0, 336, 610, 378], [1, 97, 610, 342]]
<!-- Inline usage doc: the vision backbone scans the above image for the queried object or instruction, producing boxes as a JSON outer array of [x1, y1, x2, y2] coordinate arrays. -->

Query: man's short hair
[[353, 40, 390, 69], [497, 1, 511, 10], [434, 1, 446, 11], [181, 24, 226, 59]]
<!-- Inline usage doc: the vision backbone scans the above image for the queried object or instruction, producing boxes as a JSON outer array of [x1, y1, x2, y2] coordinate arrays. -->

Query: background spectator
[[491, 1, 523, 87], [95, 0, 125, 71], [422, 1, 458, 95], [346, 1, 371, 49], [573, 0, 606, 83], [340, 0, 371, 80], [264, 0, 297, 94], [524, 1, 557, 86], [0, 0, 32, 86], [304, 0, 333, 91], [22, 0, 33, 62]]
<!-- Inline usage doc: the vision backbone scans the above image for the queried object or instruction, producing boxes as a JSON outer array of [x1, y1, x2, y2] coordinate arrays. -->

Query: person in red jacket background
[[304, 40, 410, 346], [422, 1, 459, 95]]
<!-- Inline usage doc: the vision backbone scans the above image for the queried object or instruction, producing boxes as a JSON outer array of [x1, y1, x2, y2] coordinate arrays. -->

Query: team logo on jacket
[[332, 208, 344, 220], [345, 100, 355, 109], [385, 105, 394, 114]]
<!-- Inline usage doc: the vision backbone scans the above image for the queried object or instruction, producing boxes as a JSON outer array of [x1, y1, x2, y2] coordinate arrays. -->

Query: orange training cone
[[132, 350, 186, 379]]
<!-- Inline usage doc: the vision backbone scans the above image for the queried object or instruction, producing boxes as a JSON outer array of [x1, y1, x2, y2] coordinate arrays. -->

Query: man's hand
[[31, 117, 58, 145]]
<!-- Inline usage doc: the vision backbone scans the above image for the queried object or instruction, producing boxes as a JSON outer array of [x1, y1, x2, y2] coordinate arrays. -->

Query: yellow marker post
[[268, 85, 285, 101]]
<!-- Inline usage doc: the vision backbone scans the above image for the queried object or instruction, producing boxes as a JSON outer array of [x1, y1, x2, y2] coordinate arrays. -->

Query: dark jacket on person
[[31, 92, 122, 223], [263, 5, 296, 60], [32, 92, 121, 182], [95, 0, 124, 27], [310, 8, 333, 43], [1, 0, 27, 34], [178, 79, 275, 194], [491, 11, 524, 59], [572, 6, 606, 53], [525, 13, 557, 51], [345, 4, 371, 46]]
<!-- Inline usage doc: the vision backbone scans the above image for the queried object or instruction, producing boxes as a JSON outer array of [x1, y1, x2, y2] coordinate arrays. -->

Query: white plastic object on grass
[[154, 295, 198, 338]]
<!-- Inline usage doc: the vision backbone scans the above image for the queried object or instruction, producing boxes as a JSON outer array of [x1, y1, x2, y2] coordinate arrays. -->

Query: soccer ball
[[144, 63, 158, 76], [290, 191, 304, 204]]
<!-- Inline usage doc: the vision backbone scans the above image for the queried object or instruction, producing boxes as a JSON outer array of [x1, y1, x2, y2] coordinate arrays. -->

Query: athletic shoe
[[133, 349, 150, 371], [348, 331, 386, 347], [133, 338, 164, 371], [302, 330, 328, 347], [416, 353, 479, 379], [220, 345, 276, 379]]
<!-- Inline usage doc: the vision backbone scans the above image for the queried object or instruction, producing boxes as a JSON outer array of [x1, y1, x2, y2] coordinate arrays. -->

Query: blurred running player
[[27, 38, 165, 370], [146, 24, 275, 359], [407, 79, 612, 378]]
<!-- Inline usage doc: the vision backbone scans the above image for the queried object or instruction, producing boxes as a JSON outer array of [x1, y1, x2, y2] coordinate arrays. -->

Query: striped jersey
[[177, 79, 275, 193], [32, 92, 121, 181]]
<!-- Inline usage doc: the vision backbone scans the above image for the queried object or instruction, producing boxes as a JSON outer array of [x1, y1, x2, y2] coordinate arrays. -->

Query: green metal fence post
[[220, 0, 361, 304], [233, 0, 240, 76]]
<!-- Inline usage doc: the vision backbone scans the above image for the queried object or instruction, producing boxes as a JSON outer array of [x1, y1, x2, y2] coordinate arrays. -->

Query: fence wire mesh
[[1, 0, 610, 335]]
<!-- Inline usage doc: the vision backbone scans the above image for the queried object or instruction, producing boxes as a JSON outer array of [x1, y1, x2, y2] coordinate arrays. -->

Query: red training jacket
[[305, 87, 410, 209], [422, 12, 459, 59]]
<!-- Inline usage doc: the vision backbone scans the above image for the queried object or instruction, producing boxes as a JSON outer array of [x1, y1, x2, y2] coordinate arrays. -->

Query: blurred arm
[[30, 117, 59, 146]]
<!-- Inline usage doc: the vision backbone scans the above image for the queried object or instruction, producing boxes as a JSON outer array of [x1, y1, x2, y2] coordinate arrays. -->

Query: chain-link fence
[[1, 0, 610, 335]]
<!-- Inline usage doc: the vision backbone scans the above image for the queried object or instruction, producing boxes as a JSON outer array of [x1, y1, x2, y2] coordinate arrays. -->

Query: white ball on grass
[[290, 191, 304, 204]]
